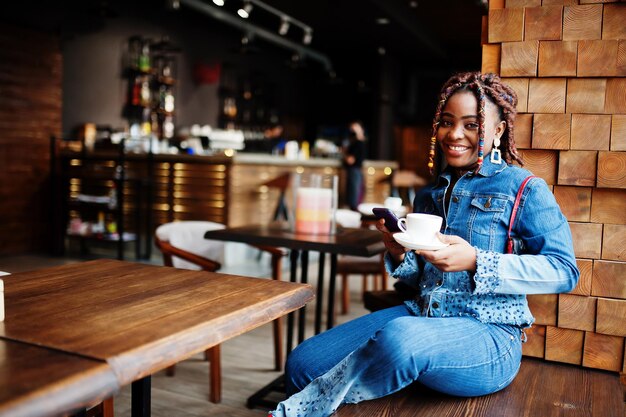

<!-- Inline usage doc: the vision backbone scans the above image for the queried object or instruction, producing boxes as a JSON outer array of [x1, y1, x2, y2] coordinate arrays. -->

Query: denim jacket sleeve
[[384, 250, 423, 289], [473, 178, 579, 295]]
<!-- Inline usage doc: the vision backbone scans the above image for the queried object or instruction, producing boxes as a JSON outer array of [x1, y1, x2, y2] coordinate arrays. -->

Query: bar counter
[[54, 147, 397, 257]]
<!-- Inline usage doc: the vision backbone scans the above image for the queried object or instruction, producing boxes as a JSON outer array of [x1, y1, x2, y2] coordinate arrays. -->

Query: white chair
[[335, 209, 387, 315], [154, 221, 286, 403]]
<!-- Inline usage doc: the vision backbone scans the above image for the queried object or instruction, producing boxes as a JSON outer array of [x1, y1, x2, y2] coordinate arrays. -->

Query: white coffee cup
[[397, 213, 443, 244], [384, 197, 403, 210]]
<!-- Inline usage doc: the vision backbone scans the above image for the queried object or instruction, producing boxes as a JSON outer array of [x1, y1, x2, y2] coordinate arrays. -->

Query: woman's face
[[436, 91, 505, 170]]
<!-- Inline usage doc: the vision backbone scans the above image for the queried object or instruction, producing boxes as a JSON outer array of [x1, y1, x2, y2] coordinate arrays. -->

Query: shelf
[[67, 232, 137, 242], [74, 194, 113, 204]]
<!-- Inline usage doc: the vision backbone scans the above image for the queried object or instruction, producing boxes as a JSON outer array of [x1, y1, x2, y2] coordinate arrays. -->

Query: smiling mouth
[[445, 144, 470, 152]]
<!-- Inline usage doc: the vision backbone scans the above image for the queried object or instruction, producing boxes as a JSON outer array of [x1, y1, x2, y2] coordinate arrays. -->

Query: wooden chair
[[154, 221, 286, 403], [261, 172, 291, 221], [86, 398, 114, 417], [377, 170, 428, 210], [335, 209, 387, 315]]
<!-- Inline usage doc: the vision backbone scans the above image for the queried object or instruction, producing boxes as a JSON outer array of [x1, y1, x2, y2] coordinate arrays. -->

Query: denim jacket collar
[[437, 157, 509, 186]]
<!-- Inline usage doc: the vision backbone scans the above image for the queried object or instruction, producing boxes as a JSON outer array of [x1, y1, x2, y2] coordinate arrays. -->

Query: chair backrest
[[155, 221, 225, 271], [335, 209, 362, 228]]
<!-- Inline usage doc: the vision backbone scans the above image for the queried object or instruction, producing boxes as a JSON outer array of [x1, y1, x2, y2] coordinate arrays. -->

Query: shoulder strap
[[507, 175, 537, 254]]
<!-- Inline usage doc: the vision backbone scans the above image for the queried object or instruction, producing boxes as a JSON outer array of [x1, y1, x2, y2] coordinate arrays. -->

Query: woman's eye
[[466, 122, 479, 130], [440, 120, 452, 127]]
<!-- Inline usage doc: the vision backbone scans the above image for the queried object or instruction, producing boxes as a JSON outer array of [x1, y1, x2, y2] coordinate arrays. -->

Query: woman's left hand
[[416, 233, 477, 273]]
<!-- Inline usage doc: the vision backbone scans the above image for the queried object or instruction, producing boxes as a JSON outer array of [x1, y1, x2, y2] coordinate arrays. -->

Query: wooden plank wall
[[484, 0, 625, 373], [0, 26, 62, 254]]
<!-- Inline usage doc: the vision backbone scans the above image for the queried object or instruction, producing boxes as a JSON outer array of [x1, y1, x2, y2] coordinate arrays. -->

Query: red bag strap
[[506, 175, 537, 254]]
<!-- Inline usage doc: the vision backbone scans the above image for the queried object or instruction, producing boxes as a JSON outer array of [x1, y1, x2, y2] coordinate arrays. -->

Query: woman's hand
[[416, 233, 477, 273], [375, 219, 407, 264]]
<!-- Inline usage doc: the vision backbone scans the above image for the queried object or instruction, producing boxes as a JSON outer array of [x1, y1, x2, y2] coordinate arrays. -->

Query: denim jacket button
[[436, 280, 443, 286], [452, 196, 459, 203], [432, 302, 439, 309]]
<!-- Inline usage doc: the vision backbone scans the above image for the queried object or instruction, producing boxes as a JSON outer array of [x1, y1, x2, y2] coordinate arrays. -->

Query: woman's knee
[[284, 342, 316, 394]]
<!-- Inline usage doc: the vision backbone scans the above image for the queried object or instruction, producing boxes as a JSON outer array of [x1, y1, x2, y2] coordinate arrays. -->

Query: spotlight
[[237, 2, 253, 18], [166, 0, 180, 10], [303, 28, 312, 45], [279, 18, 290, 35], [212, 0, 225, 6]]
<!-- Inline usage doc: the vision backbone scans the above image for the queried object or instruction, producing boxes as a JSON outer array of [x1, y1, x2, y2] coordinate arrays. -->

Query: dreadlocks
[[428, 72, 523, 174]]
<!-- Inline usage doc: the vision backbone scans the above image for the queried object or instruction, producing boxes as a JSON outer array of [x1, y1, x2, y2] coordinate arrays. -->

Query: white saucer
[[358, 203, 407, 217], [393, 233, 449, 251]]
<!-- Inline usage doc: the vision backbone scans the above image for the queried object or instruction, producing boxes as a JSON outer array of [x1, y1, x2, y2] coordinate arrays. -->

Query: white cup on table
[[384, 197, 403, 210]]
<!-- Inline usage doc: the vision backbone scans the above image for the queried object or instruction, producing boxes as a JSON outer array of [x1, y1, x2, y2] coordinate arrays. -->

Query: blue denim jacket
[[385, 158, 579, 328]]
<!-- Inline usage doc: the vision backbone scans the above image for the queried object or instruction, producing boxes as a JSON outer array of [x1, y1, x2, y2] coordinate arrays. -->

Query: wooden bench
[[333, 290, 626, 417]]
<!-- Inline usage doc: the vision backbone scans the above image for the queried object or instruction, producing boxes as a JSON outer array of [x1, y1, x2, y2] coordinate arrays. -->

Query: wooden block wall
[[0, 26, 62, 254], [486, 0, 626, 373]]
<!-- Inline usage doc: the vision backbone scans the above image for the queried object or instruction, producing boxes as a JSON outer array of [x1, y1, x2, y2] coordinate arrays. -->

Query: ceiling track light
[[166, 0, 181, 10], [302, 28, 313, 45], [278, 17, 290, 36], [237, 2, 253, 18], [180, 0, 331, 70]]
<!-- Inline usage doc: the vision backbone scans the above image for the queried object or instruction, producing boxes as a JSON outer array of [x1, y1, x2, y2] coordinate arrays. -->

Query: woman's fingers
[[417, 234, 477, 272], [376, 219, 406, 262]]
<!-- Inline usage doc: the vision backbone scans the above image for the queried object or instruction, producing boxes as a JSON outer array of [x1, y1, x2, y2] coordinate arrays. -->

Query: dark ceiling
[[260, 0, 486, 68], [2, 0, 488, 132], [195, 0, 488, 76], [3, 0, 487, 74]]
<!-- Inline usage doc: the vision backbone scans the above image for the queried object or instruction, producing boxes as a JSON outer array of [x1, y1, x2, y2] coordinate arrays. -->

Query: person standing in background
[[342, 121, 366, 210]]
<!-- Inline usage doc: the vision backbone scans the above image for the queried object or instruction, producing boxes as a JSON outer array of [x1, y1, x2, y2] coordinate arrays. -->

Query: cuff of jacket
[[384, 251, 419, 279], [473, 248, 501, 294]]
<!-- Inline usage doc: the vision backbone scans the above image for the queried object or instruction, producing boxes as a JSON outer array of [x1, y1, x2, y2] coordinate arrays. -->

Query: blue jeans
[[271, 305, 522, 417]]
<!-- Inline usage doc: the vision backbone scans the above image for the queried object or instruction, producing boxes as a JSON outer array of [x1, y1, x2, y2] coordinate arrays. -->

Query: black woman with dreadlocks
[[269, 72, 578, 417]]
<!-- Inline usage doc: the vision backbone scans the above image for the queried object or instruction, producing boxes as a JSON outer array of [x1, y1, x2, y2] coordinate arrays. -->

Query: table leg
[[326, 254, 338, 330], [286, 249, 299, 355], [131, 376, 151, 417], [298, 250, 309, 344], [246, 374, 286, 409], [314, 252, 326, 335]]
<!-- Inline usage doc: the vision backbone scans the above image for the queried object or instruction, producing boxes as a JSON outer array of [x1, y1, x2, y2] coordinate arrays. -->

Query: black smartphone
[[372, 207, 402, 232]]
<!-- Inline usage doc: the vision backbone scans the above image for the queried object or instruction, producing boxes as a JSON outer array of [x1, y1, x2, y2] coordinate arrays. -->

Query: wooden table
[[205, 222, 385, 335], [1, 259, 314, 417], [204, 222, 386, 409], [0, 339, 119, 417]]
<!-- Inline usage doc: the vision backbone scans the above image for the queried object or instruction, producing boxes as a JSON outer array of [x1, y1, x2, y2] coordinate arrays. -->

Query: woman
[[269, 72, 579, 417]]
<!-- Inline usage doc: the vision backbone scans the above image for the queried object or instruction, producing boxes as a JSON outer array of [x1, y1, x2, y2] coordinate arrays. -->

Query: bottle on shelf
[[107, 182, 117, 210], [140, 76, 151, 107], [138, 39, 151, 73], [127, 36, 142, 71]]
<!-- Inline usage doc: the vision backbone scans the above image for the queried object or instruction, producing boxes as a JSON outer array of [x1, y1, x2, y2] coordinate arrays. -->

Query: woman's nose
[[448, 124, 464, 139]]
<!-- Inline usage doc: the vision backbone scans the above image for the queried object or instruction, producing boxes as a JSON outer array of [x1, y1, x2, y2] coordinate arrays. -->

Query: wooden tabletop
[[0, 339, 119, 417], [204, 222, 386, 257], [1, 259, 314, 386]]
